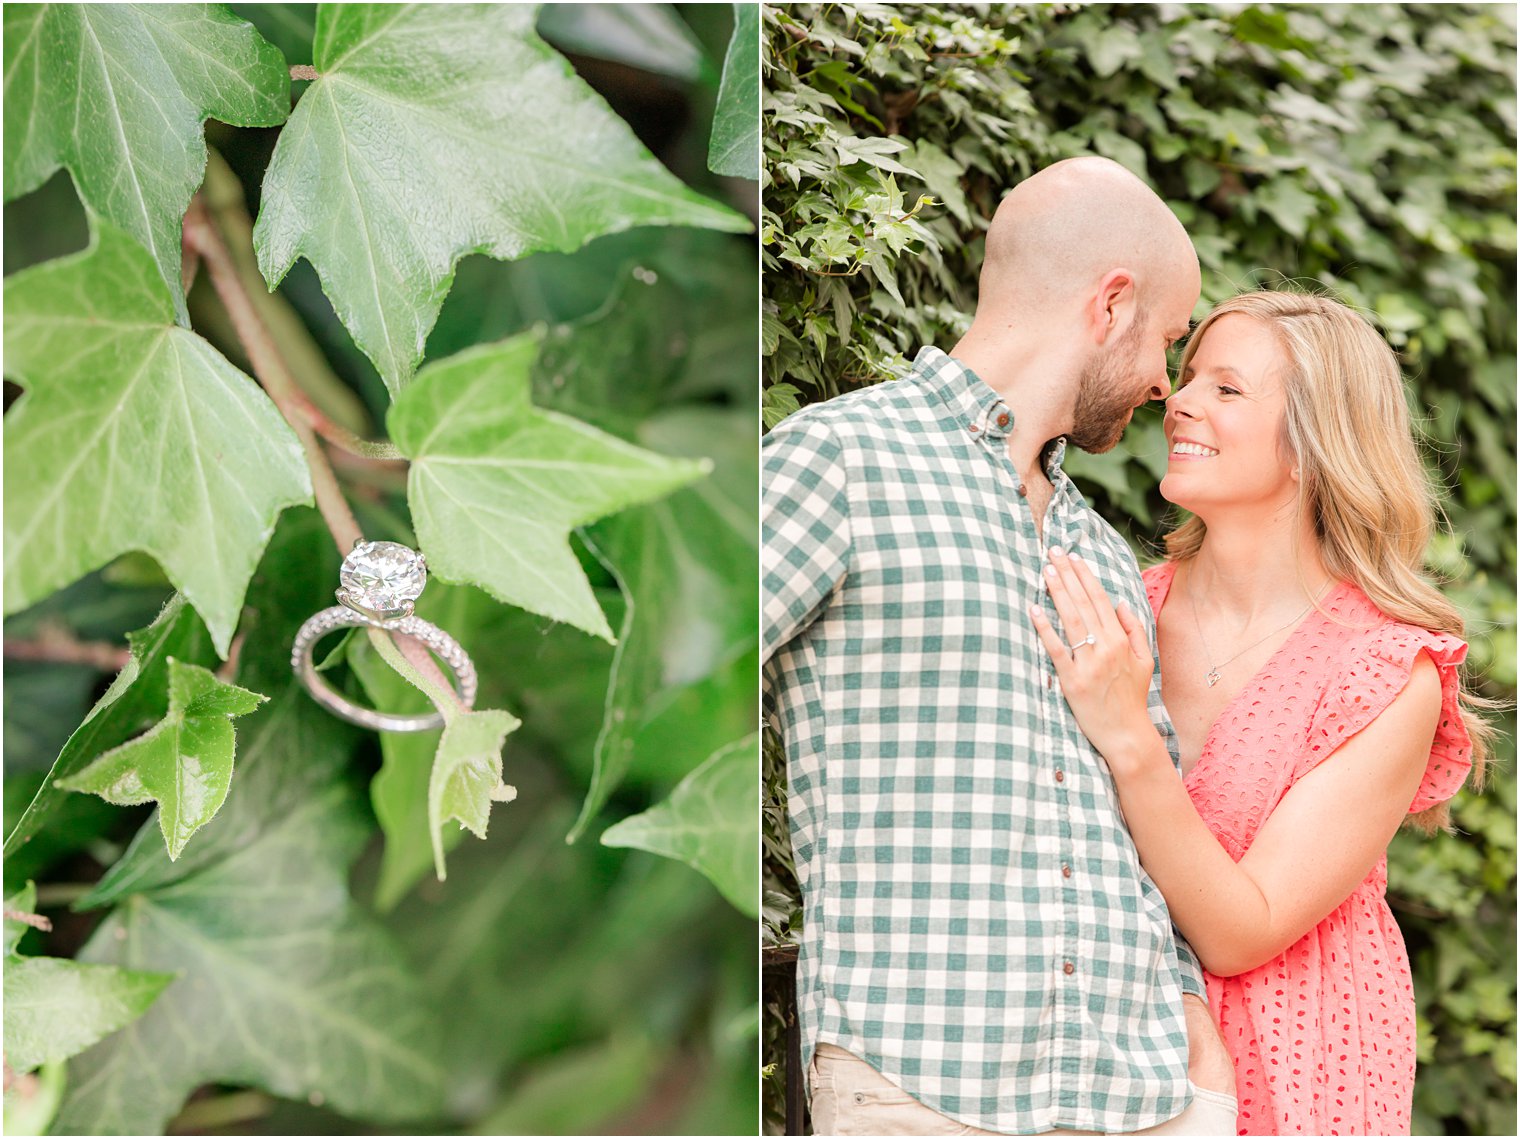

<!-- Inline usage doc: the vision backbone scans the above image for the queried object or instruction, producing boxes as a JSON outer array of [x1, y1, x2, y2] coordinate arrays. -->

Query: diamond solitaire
[[338, 540, 427, 618], [294, 538, 472, 732]]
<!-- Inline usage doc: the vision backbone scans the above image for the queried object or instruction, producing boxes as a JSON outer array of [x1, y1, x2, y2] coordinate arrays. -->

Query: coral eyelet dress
[[1143, 563, 1473, 1136]]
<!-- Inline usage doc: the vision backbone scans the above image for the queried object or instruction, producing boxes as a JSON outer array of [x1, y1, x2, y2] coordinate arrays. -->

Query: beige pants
[[808, 1043, 1239, 1136]]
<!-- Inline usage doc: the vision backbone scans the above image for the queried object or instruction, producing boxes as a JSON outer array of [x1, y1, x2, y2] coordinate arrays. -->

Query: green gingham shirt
[[762, 347, 1205, 1135]]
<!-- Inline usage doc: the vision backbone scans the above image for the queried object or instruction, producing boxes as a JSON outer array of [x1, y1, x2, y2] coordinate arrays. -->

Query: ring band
[[291, 607, 477, 732], [291, 539, 476, 732], [1070, 633, 1098, 653]]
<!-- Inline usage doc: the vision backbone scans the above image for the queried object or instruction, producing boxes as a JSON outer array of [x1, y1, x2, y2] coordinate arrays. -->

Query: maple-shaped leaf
[[3, 3, 289, 322], [57, 658, 264, 859], [253, 2, 750, 394], [389, 334, 711, 641], [3, 595, 218, 867], [3, 221, 313, 656], [53, 686, 445, 1134]]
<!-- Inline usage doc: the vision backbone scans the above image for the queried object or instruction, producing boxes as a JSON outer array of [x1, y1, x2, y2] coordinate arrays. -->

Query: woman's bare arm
[[1031, 548, 1440, 977]]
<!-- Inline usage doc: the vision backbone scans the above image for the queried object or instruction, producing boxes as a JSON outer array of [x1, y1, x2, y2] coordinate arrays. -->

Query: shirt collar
[[911, 346, 1068, 476]]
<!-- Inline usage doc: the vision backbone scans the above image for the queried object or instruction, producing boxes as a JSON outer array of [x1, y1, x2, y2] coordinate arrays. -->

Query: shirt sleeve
[[1171, 927, 1207, 998], [761, 415, 852, 663]]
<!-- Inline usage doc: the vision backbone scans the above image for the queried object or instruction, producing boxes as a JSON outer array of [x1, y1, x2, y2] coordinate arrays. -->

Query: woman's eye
[[1218, 385, 1240, 396]]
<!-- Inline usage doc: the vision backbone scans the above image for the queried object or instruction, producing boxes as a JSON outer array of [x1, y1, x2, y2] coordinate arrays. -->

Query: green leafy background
[[761, 3, 1516, 1135], [5, 3, 759, 1135]]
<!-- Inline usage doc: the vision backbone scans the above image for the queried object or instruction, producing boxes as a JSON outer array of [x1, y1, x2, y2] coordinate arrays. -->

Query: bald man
[[763, 158, 1238, 1135]]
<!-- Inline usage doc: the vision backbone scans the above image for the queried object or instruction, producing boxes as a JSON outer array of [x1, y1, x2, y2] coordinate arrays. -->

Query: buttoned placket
[[970, 401, 1090, 1089], [1035, 460, 1094, 1101]]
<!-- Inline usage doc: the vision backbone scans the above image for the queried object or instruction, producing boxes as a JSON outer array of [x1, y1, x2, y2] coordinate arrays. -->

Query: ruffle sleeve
[[1302, 621, 1473, 812], [1141, 562, 1176, 622]]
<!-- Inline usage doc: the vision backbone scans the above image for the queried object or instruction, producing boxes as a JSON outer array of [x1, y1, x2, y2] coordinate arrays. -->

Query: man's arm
[[761, 417, 852, 662]]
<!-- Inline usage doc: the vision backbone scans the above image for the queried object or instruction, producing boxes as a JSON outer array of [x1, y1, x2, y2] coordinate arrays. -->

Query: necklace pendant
[[1205, 667, 1222, 688]]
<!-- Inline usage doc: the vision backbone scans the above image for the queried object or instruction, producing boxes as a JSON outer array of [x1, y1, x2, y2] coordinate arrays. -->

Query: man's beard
[[1067, 323, 1148, 454]]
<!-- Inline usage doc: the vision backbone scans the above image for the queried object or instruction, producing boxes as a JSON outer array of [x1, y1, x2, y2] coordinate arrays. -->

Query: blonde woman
[[1028, 290, 1489, 1135]]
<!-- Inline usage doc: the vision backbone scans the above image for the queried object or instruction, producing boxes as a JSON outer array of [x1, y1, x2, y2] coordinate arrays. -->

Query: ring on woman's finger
[[1068, 633, 1098, 654]]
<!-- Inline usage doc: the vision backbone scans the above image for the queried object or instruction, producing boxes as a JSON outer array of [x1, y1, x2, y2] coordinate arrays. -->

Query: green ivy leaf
[[390, 334, 710, 641], [347, 613, 458, 910], [4, 956, 175, 1077], [254, 2, 748, 394], [3, 595, 216, 866], [2, 221, 313, 655], [4, 883, 174, 1083], [762, 382, 803, 429], [602, 733, 760, 917], [388, 807, 720, 1104], [55, 690, 444, 1133], [1255, 177, 1322, 240], [429, 707, 521, 880], [2, 3, 289, 322], [902, 140, 970, 227], [709, 3, 760, 179], [360, 624, 521, 884], [55, 659, 264, 860], [537, 3, 707, 82], [474, 1033, 663, 1135], [569, 408, 758, 841], [77, 509, 346, 910]]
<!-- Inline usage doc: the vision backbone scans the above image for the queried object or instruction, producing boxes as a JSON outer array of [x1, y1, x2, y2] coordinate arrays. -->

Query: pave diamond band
[[291, 607, 477, 732], [292, 539, 475, 732]]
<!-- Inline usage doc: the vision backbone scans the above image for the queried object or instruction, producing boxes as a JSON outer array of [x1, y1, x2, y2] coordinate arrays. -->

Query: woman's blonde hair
[[1163, 289, 1494, 831]]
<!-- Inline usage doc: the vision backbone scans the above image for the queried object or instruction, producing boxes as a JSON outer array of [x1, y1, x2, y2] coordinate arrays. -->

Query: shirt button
[[1054, 769, 1065, 783], [997, 413, 1010, 428], [1063, 961, 1075, 976], [1017, 483, 1027, 497], [968, 424, 981, 434], [854, 1093, 866, 1105], [1061, 863, 1072, 878]]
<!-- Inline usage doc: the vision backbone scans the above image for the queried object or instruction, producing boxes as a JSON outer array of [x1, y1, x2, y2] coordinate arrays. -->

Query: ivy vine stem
[[366, 627, 464, 718], [184, 195, 361, 552], [183, 195, 454, 706], [299, 401, 407, 462], [3, 632, 131, 671]]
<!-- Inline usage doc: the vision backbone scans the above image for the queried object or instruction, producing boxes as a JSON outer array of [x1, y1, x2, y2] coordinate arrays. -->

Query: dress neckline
[[1150, 562, 1349, 785]]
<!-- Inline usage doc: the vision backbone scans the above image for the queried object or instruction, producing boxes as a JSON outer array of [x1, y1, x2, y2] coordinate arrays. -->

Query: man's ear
[[1090, 268, 1138, 345]]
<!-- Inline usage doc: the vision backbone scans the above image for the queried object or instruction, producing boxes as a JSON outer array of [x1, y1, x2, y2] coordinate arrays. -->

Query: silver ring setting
[[1070, 633, 1098, 654], [291, 540, 477, 732]]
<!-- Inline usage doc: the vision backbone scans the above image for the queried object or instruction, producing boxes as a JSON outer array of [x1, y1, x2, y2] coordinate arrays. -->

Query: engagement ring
[[291, 540, 477, 732], [1069, 633, 1098, 653]]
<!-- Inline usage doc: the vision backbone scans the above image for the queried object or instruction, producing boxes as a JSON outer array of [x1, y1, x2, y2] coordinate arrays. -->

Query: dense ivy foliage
[[761, 4, 1516, 1134], [4, 4, 759, 1135]]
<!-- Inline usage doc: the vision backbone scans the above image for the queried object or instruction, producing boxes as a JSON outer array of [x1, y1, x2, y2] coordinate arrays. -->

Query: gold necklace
[[1186, 569, 1329, 688]]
